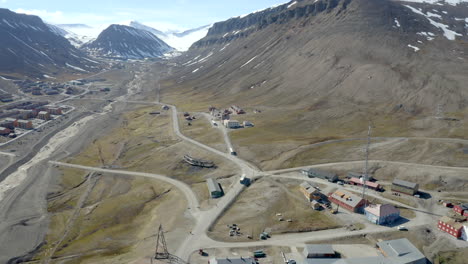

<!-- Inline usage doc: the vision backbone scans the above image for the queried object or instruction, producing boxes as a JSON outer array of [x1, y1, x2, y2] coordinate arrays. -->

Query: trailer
[[229, 147, 237, 156]]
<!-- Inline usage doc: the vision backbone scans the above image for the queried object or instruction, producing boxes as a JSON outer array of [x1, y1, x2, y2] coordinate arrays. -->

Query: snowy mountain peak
[[83, 24, 173, 59]]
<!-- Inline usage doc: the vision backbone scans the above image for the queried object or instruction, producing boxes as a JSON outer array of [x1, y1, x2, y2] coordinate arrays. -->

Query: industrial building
[[453, 204, 468, 217], [364, 204, 400, 225], [299, 182, 321, 202], [207, 178, 224, 198], [438, 216, 464, 238], [328, 190, 366, 213], [209, 257, 256, 264], [224, 119, 240, 129], [303, 244, 336, 258], [302, 238, 426, 264], [230, 105, 245, 114], [301, 168, 338, 182], [391, 179, 419, 195], [348, 177, 381, 191], [347, 171, 374, 181]]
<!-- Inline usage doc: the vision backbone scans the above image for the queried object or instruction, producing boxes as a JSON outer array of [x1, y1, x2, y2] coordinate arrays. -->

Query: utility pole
[[155, 225, 170, 260], [362, 123, 372, 207]]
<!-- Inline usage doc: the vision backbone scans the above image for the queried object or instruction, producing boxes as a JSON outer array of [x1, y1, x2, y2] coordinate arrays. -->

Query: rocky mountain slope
[[0, 8, 99, 77], [161, 0, 468, 167], [167, 0, 468, 112], [83, 24, 173, 59]]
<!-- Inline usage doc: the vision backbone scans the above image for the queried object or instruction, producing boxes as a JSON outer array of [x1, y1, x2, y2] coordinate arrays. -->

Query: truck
[[240, 174, 250, 186], [229, 147, 237, 156]]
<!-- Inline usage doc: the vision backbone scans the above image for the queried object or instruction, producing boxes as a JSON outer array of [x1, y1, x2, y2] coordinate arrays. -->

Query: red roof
[[349, 177, 380, 189]]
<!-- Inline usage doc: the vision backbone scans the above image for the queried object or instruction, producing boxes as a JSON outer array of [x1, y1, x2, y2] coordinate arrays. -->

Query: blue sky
[[0, 0, 290, 30]]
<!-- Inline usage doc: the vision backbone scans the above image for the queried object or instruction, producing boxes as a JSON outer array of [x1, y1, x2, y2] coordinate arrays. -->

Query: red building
[[348, 177, 381, 191], [328, 189, 367, 213], [0, 126, 11, 135], [438, 216, 464, 238], [453, 204, 468, 216]]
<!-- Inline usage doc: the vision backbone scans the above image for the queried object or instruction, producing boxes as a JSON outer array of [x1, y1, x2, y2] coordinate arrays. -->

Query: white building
[[223, 119, 240, 129], [462, 225, 468, 241]]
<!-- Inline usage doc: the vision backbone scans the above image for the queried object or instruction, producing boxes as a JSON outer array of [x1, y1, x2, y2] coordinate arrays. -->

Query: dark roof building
[[391, 179, 419, 195], [207, 178, 223, 198], [301, 168, 338, 182], [303, 244, 336, 258]]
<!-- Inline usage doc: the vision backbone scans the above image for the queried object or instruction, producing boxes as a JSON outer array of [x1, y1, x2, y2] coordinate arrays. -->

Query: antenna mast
[[362, 123, 372, 206]]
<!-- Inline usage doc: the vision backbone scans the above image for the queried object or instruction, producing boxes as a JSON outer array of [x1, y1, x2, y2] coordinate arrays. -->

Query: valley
[[0, 0, 468, 264]]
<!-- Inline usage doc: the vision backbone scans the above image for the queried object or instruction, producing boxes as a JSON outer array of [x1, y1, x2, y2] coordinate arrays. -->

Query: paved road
[[265, 159, 468, 175]]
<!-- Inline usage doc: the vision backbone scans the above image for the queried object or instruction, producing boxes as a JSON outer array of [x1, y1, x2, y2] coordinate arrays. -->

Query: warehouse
[[303, 244, 336, 258], [207, 178, 224, 198], [328, 190, 366, 213], [348, 177, 381, 191], [364, 204, 400, 225], [301, 168, 338, 182], [391, 179, 419, 195], [299, 182, 321, 202]]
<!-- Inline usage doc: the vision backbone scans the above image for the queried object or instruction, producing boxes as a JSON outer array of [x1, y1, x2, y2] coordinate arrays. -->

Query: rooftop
[[365, 204, 400, 217], [392, 179, 418, 189], [300, 182, 320, 195], [329, 189, 364, 208], [207, 178, 222, 193], [348, 177, 380, 189], [439, 216, 465, 229], [303, 244, 335, 255], [210, 257, 256, 264]]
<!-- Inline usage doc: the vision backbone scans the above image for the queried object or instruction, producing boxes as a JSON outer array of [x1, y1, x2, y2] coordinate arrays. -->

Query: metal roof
[[304, 168, 337, 179], [392, 179, 418, 189], [207, 178, 222, 193], [210, 257, 256, 264], [377, 238, 426, 263], [330, 189, 364, 208], [303, 244, 335, 255], [365, 204, 400, 217], [300, 182, 319, 195]]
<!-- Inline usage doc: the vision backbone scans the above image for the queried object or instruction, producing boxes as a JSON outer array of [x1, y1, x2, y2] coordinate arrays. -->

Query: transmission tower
[[155, 225, 170, 260], [361, 123, 372, 206]]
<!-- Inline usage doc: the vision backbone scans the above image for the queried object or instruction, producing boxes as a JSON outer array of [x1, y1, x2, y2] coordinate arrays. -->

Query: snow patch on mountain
[[401, 0, 468, 5]]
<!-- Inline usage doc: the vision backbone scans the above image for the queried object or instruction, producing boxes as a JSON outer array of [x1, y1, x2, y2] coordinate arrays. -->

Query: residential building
[[209, 257, 256, 264], [303, 244, 336, 258], [299, 182, 321, 201], [0, 93, 13, 102], [391, 179, 419, 195], [453, 204, 468, 217], [438, 216, 464, 238], [223, 119, 240, 129], [348, 177, 381, 191], [0, 126, 11, 135], [301, 168, 338, 182], [47, 107, 62, 115], [0, 118, 16, 129], [38, 111, 51, 120], [364, 204, 400, 225], [328, 189, 366, 213], [16, 120, 33, 130], [18, 110, 34, 119], [207, 178, 223, 198]]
